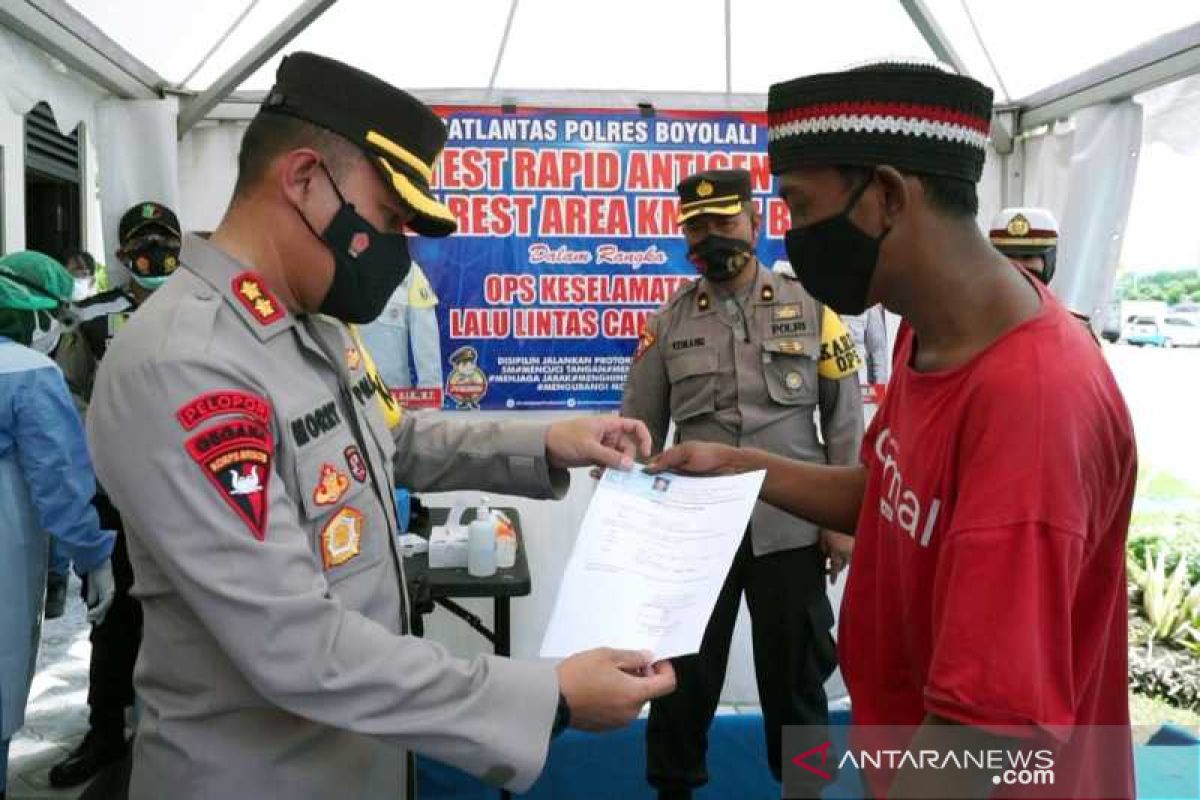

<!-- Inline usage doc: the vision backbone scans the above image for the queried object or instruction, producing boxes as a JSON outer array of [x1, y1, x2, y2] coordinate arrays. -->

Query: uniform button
[[195, 290, 214, 301], [785, 372, 803, 390]]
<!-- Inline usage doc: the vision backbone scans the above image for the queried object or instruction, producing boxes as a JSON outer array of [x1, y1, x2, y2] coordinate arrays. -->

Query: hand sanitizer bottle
[[467, 498, 497, 577]]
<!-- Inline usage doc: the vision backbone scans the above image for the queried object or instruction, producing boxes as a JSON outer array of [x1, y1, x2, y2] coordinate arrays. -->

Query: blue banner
[[405, 106, 788, 410]]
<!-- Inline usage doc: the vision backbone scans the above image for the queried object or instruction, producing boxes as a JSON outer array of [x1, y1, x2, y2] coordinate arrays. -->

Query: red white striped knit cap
[[767, 60, 994, 183]]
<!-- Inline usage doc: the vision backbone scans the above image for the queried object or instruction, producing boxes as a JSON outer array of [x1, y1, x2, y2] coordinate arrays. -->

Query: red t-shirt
[[840, 280, 1137, 799]]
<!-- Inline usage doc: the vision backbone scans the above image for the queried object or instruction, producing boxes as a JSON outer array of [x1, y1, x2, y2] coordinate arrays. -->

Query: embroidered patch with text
[[176, 390, 271, 431], [185, 419, 273, 540]]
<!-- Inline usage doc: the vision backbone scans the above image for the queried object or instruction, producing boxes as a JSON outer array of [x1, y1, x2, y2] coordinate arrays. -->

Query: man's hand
[[646, 440, 745, 476], [546, 416, 651, 471], [556, 648, 676, 731], [820, 530, 854, 585], [83, 558, 116, 626]]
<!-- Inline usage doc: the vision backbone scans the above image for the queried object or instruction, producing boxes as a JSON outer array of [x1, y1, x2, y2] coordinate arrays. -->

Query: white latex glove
[[84, 559, 116, 625]]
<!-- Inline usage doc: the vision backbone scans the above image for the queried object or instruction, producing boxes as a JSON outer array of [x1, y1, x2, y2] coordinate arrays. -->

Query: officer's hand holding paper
[[542, 465, 765, 660]]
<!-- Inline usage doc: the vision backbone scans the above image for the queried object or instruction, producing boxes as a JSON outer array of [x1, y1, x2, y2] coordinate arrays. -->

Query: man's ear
[[277, 148, 324, 206], [749, 207, 762, 243], [873, 166, 910, 227]]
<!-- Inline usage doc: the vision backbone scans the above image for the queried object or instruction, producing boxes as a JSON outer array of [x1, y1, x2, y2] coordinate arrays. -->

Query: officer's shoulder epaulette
[[660, 278, 700, 312], [152, 284, 226, 360]]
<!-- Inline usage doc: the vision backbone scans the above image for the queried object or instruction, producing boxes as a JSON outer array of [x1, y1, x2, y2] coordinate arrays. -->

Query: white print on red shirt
[[875, 427, 942, 547]]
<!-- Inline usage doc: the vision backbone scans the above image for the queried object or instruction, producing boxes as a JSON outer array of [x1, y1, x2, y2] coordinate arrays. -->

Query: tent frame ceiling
[[0, 0, 162, 99], [3, 0, 1200, 143]]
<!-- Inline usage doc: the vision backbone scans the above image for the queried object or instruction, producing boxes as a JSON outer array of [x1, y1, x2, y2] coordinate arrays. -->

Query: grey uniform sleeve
[[864, 307, 890, 384], [619, 313, 672, 455], [88, 357, 560, 793], [392, 412, 570, 499], [818, 373, 865, 469]]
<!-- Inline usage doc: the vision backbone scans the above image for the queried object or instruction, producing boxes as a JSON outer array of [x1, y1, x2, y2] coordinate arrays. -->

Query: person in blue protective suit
[[0, 250, 116, 800]]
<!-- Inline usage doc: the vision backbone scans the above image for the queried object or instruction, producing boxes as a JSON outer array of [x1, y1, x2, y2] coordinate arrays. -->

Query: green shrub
[[1128, 512, 1200, 586]]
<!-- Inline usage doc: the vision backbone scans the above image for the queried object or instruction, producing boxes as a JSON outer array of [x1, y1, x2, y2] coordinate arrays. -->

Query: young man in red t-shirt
[[652, 62, 1136, 799]]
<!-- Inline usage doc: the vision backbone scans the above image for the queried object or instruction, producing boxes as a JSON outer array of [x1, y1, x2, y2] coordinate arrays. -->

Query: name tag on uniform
[[291, 401, 342, 447], [671, 337, 706, 351], [771, 320, 808, 337]]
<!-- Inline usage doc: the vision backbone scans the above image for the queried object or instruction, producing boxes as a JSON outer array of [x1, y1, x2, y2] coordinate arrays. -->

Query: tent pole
[[895, 0, 968, 75], [724, 0, 732, 94], [1017, 21, 1200, 132], [488, 0, 521, 92], [0, 0, 163, 99], [177, 0, 338, 136]]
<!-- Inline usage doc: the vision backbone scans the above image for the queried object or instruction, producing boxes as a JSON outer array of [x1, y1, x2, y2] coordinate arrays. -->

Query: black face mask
[[297, 164, 413, 324], [784, 176, 889, 315], [126, 244, 179, 285], [687, 234, 755, 283]]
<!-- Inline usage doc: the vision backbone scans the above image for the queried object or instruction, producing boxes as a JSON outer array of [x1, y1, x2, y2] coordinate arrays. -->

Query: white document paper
[[540, 466, 765, 660]]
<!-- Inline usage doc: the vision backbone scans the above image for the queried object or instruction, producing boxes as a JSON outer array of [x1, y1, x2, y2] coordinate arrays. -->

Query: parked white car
[[1127, 315, 1200, 347]]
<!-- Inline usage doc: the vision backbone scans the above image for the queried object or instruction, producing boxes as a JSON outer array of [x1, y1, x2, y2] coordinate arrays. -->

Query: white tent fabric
[[93, 97, 180, 285], [62, 0, 1200, 101], [1052, 102, 1144, 320], [1139, 73, 1200, 157], [0, 24, 97, 135]]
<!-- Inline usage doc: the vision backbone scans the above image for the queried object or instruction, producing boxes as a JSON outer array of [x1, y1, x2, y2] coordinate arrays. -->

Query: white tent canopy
[[2, 0, 1198, 704]]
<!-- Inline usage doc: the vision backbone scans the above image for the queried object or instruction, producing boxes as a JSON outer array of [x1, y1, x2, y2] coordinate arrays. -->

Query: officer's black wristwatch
[[551, 692, 571, 738]]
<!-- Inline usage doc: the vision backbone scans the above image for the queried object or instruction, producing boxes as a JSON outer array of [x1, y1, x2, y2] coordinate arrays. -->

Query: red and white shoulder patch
[[185, 418, 274, 540]]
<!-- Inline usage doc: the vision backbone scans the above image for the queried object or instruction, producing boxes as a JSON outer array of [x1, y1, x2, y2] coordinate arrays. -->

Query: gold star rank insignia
[[231, 272, 285, 325]]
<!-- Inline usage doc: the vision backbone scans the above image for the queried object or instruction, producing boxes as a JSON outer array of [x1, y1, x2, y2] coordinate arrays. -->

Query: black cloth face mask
[[296, 163, 413, 324], [784, 175, 889, 315], [687, 234, 755, 282]]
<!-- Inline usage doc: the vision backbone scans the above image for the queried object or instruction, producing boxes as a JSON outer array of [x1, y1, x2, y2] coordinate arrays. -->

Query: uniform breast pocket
[[762, 337, 819, 406], [665, 347, 719, 422], [292, 436, 386, 585]]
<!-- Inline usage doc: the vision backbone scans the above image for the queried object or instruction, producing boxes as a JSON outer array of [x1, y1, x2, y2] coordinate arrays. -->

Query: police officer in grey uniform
[[621, 169, 863, 799], [86, 52, 674, 800]]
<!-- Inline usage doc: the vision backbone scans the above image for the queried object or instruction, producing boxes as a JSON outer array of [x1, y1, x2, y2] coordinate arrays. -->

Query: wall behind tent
[[0, 25, 106, 259], [0, 98, 24, 253], [177, 120, 244, 233], [93, 98, 180, 283]]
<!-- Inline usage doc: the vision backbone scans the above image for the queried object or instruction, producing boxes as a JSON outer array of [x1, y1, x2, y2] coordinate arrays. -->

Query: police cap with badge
[[260, 51, 457, 238], [989, 207, 1060, 282], [676, 169, 754, 224]]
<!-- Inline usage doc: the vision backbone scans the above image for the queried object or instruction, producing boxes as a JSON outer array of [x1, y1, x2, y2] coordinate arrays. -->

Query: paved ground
[[8, 575, 92, 799], [1104, 342, 1200, 499]]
